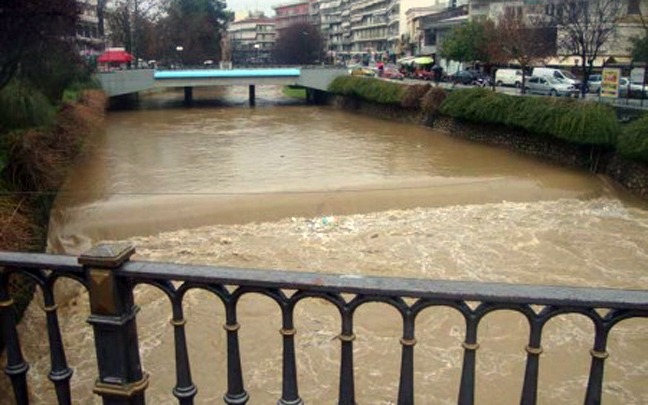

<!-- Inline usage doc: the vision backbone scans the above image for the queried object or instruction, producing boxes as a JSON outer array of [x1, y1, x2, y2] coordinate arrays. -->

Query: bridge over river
[[97, 67, 347, 105]]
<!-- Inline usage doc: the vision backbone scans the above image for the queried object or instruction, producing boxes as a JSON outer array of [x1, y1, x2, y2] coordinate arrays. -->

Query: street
[[400, 77, 648, 110]]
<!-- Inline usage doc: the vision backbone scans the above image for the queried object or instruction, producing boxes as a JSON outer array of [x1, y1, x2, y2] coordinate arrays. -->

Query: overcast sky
[[226, 0, 276, 17]]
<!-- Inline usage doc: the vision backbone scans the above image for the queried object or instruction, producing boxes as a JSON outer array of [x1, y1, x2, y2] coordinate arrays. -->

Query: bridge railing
[[2, 243, 648, 404]]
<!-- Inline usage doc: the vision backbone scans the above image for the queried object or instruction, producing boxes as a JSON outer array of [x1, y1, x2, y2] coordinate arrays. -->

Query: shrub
[[0, 79, 56, 131], [420, 87, 448, 116], [439, 88, 619, 146], [618, 114, 648, 164], [328, 76, 407, 105], [4, 90, 106, 192], [401, 84, 431, 108]]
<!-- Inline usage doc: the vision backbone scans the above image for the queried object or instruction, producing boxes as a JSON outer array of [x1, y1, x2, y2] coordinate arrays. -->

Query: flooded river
[[6, 86, 648, 404]]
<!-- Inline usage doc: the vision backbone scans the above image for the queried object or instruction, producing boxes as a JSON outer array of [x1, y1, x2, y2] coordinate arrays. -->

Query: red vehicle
[[383, 66, 404, 80], [414, 69, 435, 81]]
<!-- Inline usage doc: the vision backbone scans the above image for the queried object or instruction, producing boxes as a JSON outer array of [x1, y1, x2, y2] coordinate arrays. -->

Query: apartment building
[[319, 0, 350, 53], [229, 13, 277, 64], [413, 3, 468, 56], [466, 0, 648, 67], [76, 0, 105, 55], [317, 0, 450, 57], [283, 0, 648, 64], [273, 0, 312, 37]]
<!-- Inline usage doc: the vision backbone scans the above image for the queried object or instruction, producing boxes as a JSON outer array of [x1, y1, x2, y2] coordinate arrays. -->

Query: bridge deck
[[154, 68, 301, 80], [98, 67, 348, 96]]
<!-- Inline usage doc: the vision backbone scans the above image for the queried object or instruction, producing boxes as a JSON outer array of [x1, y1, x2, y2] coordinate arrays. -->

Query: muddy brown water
[[4, 86, 648, 404]]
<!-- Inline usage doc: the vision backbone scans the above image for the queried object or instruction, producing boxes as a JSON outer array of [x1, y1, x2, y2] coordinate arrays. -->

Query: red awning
[[97, 50, 133, 63]]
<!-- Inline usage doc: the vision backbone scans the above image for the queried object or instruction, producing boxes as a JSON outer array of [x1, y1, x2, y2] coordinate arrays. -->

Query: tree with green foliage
[[438, 20, 503, 70], [161, 0, 233, 65]]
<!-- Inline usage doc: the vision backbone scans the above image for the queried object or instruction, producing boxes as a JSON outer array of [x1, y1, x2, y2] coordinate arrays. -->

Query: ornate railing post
[[0, 270, 30, 404], [80, 243, 148, 405]]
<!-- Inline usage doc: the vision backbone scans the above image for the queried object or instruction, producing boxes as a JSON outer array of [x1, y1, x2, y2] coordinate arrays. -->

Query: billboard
[[600, 68, 621, 98]]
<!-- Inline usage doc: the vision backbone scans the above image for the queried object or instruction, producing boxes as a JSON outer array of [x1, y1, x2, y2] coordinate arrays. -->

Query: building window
[[425, 29, 436, 46]]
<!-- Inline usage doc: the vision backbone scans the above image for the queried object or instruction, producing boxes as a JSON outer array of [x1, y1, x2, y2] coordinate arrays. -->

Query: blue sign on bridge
[[154, 69, 301, 80]]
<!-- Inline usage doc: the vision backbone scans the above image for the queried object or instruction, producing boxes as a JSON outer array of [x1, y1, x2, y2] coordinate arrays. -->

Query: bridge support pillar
[[306, 89, 326, 105], [249, 85, 255, 107], [184, 87, 193, 106]]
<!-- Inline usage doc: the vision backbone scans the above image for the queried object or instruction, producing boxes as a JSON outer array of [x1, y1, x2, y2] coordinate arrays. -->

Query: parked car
[[348, 65, 375, 77], [450, 70, 479, 85], [495, 69, 524, 88], [618, 77, 648, 99], [532, 67, 582, 91], [382, 66, 405, 80], [587, 74, 602, 93], [525, 76, 578, 97]]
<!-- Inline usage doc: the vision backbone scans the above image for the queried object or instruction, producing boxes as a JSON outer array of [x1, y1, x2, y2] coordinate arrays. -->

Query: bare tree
[[497, 10, 556, 93], [549, 0, 624, 96], [274, 22, 324, 65], [107, 0, 167, 62]]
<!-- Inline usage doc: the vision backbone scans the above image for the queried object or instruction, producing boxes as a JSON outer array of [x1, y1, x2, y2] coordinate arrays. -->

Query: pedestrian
[[433, 64, 443, 86]]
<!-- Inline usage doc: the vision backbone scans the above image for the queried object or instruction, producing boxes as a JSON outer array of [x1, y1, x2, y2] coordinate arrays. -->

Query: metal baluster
[[337, 305, 355, 405], [80, 243, 148, 405], [584, 318, 609, 405], [0, 270, 30, 404], [171, 299, 197, 405], [43, 282, 73, 405], [519, 315, 544, 405], [278, 300, 302, 405], [223, 298, 249, 405], [458, 311, 479, 405], [397, 309, 416, 405]]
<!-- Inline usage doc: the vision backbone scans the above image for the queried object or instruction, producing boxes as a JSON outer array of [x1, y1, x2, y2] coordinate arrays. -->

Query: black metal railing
[[1, 243, 648, 405]]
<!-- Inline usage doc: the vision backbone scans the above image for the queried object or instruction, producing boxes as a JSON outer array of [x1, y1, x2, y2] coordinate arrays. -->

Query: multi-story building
[[414, 3, 468, 56], [320, 0, 349, 53], [273, 0, 312, 37], [295, 0, 648, 66], [76, 0, 105, 56], [348, 0, 392, 53], [466, 0, 648, 68], [229, 13, 277, 64], [315, 0, 447, 58]]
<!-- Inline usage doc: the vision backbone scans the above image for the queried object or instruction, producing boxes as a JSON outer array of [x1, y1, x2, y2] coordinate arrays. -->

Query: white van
[[532, 68, 582, 89], [495, 69, 524, 88]]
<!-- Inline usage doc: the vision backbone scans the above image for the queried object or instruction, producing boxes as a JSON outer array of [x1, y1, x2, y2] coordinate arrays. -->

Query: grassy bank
[[0, 89, 106, 320], [282, 86, 307, 99], [327, 77, 647, 165]]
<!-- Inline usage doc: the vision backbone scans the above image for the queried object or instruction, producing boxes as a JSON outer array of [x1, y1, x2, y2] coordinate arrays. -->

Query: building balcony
[[353, 36, 388, 43], [350, 21, 388, 31], [79, 13, 99, 24]]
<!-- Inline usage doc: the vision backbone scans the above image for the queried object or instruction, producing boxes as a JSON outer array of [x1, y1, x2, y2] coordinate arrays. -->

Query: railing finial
[[79, 242, 135, 268]]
